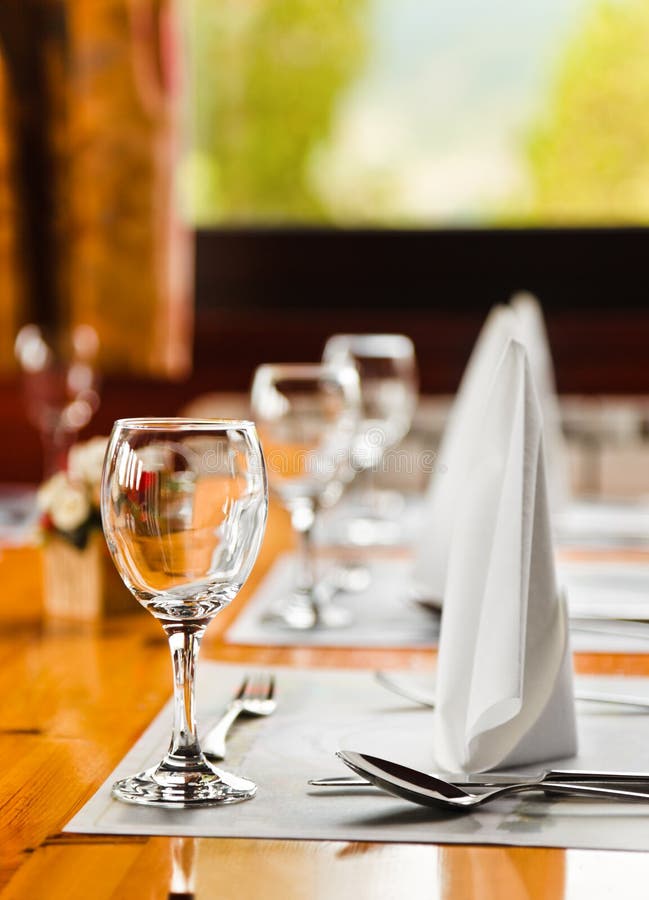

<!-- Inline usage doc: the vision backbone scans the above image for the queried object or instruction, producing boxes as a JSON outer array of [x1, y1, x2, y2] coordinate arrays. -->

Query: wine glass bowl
[[322, 334, 418, 544], [15, 323, 101, 477], [252, 365, 359, 506], [251, 364, 360, 628], [323, 334, 418, 469], [101, 418, 268, 806]]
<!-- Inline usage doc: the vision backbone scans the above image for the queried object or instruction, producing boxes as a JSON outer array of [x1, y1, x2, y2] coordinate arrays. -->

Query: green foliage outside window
[[181, 0, 366, 224], [506, 0, 649, 224], [182, 0, 649, 227]]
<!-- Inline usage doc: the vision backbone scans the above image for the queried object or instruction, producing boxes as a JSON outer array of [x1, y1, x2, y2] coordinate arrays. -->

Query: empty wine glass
[[15, 323, 101, 477], [101, 418, 268, 806], [322, 334, 418, 545], [250, 363, 360, 629]]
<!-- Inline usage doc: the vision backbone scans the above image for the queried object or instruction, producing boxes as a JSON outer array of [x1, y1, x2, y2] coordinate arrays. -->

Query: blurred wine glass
[[15, 323, 101, 477], [322, 333, 418, 545], [251, 363, 360, 629]]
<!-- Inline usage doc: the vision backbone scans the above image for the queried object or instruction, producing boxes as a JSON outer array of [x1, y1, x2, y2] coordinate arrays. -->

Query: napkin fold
[[412, 305, 519, 600], [433, 340, 577, 772], [413, 294, 569, 602], [511, 292, 570, 512]]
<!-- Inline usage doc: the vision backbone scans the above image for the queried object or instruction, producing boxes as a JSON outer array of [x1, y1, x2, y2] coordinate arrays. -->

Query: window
[[183, 0, 649, 227]]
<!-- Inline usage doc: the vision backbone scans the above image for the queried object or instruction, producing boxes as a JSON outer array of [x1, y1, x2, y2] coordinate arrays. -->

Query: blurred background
[[1, 0, 648, 486]]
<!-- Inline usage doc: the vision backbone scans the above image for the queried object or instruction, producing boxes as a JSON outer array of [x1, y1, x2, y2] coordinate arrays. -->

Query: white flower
[[38, 471, 93, 533], [68, 436, 109, 487], [37, 472, 70, 514], [50, 482, 91, 532]]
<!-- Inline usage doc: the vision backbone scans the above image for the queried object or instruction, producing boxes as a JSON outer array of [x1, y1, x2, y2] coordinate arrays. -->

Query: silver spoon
[[336, 751, 649, 811]]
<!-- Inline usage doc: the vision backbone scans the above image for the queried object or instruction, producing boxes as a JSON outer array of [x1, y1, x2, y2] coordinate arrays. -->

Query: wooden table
[[2, 503, 649, 899]]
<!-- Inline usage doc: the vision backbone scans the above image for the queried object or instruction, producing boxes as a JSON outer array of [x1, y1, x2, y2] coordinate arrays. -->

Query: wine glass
[[101, 418, 268, 806], [14, 323, 101, 477], [322, 334, 418, 545], [250, 363, 360, 629]]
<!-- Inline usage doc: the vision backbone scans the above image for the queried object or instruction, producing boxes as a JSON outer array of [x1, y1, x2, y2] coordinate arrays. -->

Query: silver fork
[[202, 673, 276, 761]]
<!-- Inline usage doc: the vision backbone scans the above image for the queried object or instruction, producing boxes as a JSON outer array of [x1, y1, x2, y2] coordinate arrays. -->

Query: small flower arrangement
[[37, 436, 109, 550]]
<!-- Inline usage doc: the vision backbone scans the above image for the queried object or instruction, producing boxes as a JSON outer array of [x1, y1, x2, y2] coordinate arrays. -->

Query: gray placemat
[[226, 555, 436, 648], [66, 662, 649, 851], [0, 484, 39, 545], [554, 500, 649, 549], [226, 555, 649, 653]]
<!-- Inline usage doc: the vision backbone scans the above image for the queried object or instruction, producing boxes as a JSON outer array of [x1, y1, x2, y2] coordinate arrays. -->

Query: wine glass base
[[266, 592, 353, 630], [316, 604, 354, 628], [112, 762, 257, 807], [328, 561, 372, 594]]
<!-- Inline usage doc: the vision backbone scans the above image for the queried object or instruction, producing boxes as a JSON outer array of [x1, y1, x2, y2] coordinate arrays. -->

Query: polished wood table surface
[[2, 503, 649, 899]]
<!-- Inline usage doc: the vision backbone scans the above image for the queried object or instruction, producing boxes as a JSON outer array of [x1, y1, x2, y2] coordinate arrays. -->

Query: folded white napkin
[[412, 305, 519, 600], [433, 340, 577, 772], [511, 292, 570, 512], [413, 295, 569, 602]]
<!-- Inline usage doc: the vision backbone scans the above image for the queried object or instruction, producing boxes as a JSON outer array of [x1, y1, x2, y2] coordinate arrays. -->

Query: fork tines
[[238, 672, 275, 700]]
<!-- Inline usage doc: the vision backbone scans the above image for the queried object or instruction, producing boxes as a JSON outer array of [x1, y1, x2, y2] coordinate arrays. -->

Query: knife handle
[[547, 769, 649, 782]]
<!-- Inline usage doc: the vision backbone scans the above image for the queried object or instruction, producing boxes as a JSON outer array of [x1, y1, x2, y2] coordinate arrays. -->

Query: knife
[[310, 768, 649, 788]]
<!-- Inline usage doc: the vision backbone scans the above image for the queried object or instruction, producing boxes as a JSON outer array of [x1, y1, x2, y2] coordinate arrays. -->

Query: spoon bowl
[[336, 751, 649, 811]]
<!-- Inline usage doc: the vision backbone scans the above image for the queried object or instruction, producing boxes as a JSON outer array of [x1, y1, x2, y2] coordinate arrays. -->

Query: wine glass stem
[[162, 624, 206, 769], [365, 461, 378, 506], [363, 449, 387, 514], [290, 500, 318, 614]]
